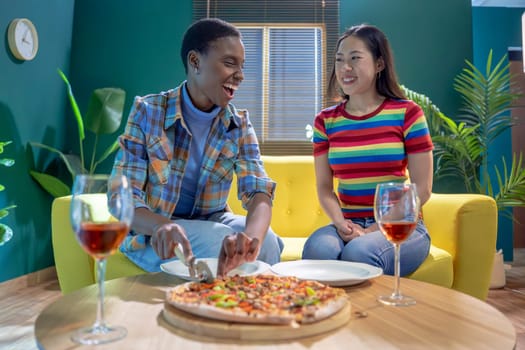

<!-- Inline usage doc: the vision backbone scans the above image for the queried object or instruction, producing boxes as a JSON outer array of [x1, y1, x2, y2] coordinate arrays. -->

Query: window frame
[[235, 23, 326, 155]]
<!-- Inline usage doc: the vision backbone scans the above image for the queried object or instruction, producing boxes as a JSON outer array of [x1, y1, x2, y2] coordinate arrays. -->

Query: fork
[[173, 246, 214, 283]]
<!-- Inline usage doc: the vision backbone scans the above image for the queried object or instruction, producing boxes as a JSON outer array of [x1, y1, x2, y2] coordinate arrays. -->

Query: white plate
[[270, 260, 383, 286], [160, 258, 271, 280]]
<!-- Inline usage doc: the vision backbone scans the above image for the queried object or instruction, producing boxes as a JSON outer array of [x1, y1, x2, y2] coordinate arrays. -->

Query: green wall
[[0, 0, 75, 282], [0, 0, 483, 281], [340, 0, 472, 118], [472, 6, 525, 261], [67, 0, 192, 173]]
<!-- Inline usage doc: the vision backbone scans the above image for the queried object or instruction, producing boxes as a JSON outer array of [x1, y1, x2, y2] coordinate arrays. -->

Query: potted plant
[[29, 69, 126, 197], [0, 140, 15, 245], [402, 50, 525, 212]]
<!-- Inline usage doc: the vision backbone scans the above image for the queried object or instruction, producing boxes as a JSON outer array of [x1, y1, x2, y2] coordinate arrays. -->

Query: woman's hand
[[216, 232, 259, 278], [150, 222, 194, 262], [363, 222, 379, 234], [335, 220, 365, 243]]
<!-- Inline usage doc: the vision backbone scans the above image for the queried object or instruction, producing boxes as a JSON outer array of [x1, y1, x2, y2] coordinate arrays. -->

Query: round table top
[[35, 272, 516, 350]]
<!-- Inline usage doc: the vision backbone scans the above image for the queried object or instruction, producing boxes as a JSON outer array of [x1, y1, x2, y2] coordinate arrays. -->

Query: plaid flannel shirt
[[110, 83, 275, 226]]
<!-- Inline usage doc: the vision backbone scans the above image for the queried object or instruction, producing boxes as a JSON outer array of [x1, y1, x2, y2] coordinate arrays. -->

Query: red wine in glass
[[76, 222, 130, 259], [379, 221, 417, 244], [70, 174, 133, 345], [374, 182, 420, 307]]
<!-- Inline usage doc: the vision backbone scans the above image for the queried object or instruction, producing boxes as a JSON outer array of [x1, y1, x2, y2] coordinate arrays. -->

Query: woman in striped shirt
[[302, 24, 433, 276]]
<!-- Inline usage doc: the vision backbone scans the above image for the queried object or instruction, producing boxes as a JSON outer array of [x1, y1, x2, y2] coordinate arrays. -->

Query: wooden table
[[34, 273, 516, 349]]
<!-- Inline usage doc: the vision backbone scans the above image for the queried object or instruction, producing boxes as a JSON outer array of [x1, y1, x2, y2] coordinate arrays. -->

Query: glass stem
[[94, 257, 107, 329], [393, 243, 401, 298]]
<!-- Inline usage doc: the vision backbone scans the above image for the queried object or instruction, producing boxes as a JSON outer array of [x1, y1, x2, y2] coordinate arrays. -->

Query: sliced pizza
[[166, 274, 348, 325]]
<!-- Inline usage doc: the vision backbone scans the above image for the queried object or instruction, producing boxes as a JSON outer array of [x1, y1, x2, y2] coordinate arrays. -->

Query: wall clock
[[7, 18, 39, 61]]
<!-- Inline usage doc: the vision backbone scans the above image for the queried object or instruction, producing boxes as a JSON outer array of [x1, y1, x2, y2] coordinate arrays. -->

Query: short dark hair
[[328, 24, 406, 101], [180, 18, 241, 73]]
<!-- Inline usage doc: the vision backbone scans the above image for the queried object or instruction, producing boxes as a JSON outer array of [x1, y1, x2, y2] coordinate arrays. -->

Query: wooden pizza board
[[162, 301, 351, 341]]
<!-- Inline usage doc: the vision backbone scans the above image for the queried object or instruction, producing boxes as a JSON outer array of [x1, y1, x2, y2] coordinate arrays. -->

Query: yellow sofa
[[52, 156, 497, 299]]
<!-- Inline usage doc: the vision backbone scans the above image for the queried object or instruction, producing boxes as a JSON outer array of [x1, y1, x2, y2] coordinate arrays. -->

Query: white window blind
[[193, 0, 340, 155]]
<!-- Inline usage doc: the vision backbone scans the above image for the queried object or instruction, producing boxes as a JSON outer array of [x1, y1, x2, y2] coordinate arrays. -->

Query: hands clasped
[[335, 220, 366, 243]]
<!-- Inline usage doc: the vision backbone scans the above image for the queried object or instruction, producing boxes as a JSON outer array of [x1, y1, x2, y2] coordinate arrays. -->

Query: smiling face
[[334, 35, 383, 99], [186, 36, 245, 111]]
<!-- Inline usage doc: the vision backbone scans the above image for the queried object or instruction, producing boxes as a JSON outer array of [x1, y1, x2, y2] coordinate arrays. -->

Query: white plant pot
[[490, 249, 512, 289]]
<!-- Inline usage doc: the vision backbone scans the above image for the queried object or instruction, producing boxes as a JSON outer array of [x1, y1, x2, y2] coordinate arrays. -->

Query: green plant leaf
[[29, 142, 78, 181], [0, 141, 12, 153], [401, 85, 446, 137], [0, 223, 13, 246], [58, 69, 85, 141], [92, 139, 120, 172], [29, 75, 125, 190], [85, 87, 126, 135], [63, 154, 86, 176], [0, 205, 16, 219], [29, 170, 71, 198], [407, 50, 525, 210], [493, 153, 525, 209], [0, 159, 14, 167]]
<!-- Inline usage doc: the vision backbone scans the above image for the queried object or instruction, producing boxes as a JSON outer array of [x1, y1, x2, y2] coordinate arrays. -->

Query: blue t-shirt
[[173, 83, 220, 217]]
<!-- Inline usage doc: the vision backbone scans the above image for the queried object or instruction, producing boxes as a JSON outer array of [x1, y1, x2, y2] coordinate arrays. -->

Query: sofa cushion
[[280, 237, 309, 261], [407, 245, 453, 288]]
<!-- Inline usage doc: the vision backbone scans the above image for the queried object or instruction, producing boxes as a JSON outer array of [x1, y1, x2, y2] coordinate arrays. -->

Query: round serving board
[[162, 301, 351, 341]]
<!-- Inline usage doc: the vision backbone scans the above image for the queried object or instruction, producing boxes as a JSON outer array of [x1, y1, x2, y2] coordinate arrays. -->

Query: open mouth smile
[[342, 77, 356, 84], [223, 83, 238, 98]]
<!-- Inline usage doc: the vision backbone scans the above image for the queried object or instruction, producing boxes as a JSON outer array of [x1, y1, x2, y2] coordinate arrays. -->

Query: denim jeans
[[121, 212, 283, 273], [301, 217, 431, 276]]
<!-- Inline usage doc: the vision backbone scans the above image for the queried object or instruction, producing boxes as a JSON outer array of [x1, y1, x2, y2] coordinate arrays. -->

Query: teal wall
[[340, 0, 472, 194], [0, 0, 75, 282], [1, 0, 508, 281], [0, 0, 192, 283], [472, 6, 525, 261], [66, 0, 192, 173], [340, 0, 472, 118]]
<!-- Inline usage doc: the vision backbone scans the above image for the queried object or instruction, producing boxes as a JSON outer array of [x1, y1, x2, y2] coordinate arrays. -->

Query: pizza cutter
[[173, 245, 214, 283], [194, 260, 214, 283]]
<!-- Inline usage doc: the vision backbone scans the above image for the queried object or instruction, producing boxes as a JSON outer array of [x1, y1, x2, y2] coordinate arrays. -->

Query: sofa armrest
[[422, 193, 497, 299], [51, 196, 95, 294]]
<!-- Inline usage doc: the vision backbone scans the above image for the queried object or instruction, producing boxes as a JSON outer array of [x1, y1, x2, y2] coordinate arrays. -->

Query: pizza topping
[[166, 274, 348, 324]]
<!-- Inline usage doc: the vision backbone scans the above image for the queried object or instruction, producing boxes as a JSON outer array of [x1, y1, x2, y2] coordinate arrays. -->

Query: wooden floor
[[486, 248, 525, 350], [0, 249, 524, 350]]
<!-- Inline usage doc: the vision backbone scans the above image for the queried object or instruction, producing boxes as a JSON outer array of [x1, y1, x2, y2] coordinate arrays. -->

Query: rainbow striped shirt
[[313, 98, 433, 218]]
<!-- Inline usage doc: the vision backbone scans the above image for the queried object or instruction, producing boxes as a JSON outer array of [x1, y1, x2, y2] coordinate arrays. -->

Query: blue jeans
[[121, 212, 283, 272], [301, 217, 430, 276]]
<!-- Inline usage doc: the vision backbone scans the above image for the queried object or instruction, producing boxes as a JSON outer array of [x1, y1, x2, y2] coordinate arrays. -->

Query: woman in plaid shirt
[[109, 18, 282, 277]]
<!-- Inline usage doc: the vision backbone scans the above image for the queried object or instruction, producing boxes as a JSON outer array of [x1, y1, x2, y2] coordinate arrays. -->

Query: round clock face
[[8, 18, 39, 61]]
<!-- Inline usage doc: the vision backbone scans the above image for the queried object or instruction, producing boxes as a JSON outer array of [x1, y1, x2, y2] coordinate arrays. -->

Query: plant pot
[[490, 249, 512, 289], [0, 223, 13, 246]]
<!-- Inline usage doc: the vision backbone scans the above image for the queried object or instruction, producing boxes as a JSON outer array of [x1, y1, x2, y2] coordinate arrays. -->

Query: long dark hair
[[327, 24, 406, 101]]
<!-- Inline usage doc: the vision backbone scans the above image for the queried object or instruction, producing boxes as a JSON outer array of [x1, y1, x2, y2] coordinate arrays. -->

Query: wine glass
[[70, 174, 133, 344], [374, 182, 420, 306]]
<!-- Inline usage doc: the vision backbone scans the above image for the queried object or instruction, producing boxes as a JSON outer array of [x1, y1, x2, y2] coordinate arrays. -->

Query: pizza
[[165, 274, 349, 325]]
